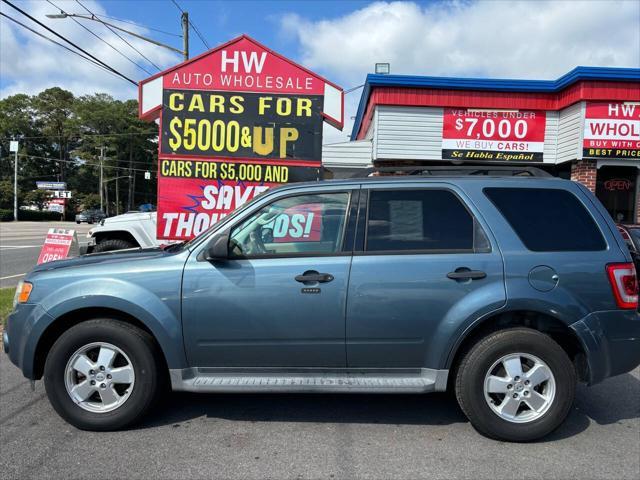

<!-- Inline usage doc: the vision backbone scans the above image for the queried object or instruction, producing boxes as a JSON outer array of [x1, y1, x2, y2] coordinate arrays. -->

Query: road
[[0, 222, 92, 289], [0, 354, 638, 479]]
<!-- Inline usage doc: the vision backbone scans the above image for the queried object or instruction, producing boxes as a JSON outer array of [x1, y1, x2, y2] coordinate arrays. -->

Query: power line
[[3, 154, 154, 173], [0, 12, 131, 86], [1, 131, 158, 141], [46, 0, 154, 76], [75, 0, 162, 71], [3, 149, 159, 167], [94, 13, 182, 38], [1, 0, 138, 86], [171, 0, 210, 50]]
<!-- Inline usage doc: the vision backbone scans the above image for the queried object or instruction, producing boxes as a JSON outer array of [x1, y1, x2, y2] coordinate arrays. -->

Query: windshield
[[627, 228, 640, 249]]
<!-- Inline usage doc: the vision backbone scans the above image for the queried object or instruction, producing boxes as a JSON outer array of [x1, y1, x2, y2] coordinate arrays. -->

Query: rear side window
[[366, 189, 490, 252], [484, 187, 606, 251]]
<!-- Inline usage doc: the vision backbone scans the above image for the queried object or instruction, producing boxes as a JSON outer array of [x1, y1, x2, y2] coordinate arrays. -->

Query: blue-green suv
[[5, 168, 640, 441]]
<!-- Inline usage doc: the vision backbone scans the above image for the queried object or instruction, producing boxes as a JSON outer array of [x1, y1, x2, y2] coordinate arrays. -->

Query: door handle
[[295, 271, 334, 283], [447, 269, 487, 280]]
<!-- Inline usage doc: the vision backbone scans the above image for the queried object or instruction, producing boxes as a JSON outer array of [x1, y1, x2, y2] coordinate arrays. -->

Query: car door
[[182, 187, 358, 368], [346, 183, 506, 368]]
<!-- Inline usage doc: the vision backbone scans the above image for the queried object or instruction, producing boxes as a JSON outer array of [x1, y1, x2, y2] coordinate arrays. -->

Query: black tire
[[44, 319, 161, 431], [455, 328, 576, 442], [93, 238, 136, 253], [76, 221, 81, 224]]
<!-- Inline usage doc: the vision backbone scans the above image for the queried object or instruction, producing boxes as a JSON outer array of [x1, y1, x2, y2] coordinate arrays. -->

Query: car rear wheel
[[44, 319, 161, 430], [93, 239, 137, 253], [455, 328, 576, 442]]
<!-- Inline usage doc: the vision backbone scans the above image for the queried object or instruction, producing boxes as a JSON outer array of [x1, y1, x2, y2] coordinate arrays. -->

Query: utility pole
[[99, 146, 105, 212], [181, 11, 189, 60], [9, 140, 19, 222], [115, 176, 119, 216]]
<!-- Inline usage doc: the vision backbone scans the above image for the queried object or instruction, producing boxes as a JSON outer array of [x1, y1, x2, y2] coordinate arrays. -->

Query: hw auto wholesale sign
[[442, 109, 546, 162], [139, 35, 344, 240], [583, 102, 640, 159]]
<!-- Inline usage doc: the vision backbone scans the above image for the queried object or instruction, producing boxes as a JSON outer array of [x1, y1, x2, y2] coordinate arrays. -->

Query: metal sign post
[[9, 140, 18, 222]]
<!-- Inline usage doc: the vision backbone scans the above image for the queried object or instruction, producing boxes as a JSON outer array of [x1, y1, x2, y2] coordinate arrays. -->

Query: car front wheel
[[44, 319, 161, 430], [455, 328, 576, 442], [93, 239, 137, 253]]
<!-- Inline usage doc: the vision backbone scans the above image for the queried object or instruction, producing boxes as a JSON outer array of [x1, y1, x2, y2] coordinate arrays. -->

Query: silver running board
[[169, 368, 448, 393]]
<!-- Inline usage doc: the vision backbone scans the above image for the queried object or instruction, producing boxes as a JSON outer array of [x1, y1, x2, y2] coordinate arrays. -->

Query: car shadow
[[138, 370, 640, 442]]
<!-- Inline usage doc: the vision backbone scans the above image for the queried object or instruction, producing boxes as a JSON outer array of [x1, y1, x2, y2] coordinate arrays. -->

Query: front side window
[[365, 189, 490, 253], [229, 192, 350, 257]]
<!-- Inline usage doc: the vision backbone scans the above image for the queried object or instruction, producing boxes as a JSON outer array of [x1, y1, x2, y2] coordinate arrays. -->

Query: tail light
[[606, 263, 638, 309]]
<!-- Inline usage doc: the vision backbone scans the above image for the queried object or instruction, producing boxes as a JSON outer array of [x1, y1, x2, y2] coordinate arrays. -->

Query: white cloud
[[282, 0, 640, 142], [0, 0, 181, 99]]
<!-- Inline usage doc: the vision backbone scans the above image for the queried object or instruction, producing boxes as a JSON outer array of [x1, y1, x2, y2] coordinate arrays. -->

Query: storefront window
[[595, 166, 638, 224]]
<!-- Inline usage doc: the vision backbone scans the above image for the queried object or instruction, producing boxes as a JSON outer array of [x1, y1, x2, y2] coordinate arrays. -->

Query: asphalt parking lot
[[0, 222, 92, 288], [0, 353, 638, 480]]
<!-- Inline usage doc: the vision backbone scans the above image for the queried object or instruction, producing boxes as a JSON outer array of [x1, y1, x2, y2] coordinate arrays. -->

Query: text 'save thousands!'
[[583, 102, 640, 159], [158, 161, 318, 239], [442, 109, 547, 162]]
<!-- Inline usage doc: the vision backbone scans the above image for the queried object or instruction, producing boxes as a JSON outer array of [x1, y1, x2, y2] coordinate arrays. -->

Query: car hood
[[101, 211, 156, 225], [29, 246, 170, 274]]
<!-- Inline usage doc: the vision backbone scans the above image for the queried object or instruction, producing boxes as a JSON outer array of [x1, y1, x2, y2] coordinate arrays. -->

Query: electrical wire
[[1, 0, 138, 86], [2, 154, 154, 173], [0, 12, 133, 86], [75, 0, 162, 71], [170, 0, 210, 50], [46, 0, 154, 76], [1, 131, 158, 141], [93, 13, 182, 38]]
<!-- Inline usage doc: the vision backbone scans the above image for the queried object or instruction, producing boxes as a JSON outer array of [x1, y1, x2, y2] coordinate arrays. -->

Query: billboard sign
[[139, 35, 344, 240], [37, 228, 78, 264], [442, 109, 546, 162], [583, 102, 640, 159], [161, 90, 324, 162], [36, 181, 66, 190]]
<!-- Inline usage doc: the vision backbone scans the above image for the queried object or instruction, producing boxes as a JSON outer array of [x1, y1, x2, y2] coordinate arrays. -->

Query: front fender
[[30, 278, 187, 374]]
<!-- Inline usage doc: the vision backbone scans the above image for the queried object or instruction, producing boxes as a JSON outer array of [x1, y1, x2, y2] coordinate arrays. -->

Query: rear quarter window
[[484, 187, 606, 252]]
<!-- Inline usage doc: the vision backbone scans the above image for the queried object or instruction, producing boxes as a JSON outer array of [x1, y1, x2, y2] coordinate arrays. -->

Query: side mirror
[[205, 231, 229, 260]]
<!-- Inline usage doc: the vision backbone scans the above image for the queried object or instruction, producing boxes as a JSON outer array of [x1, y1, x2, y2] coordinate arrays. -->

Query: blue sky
[[1, 0, 639, 142]]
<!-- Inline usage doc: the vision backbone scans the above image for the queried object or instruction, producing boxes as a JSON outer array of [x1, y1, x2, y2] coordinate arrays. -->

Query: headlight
[[13, 281, 33, 309]]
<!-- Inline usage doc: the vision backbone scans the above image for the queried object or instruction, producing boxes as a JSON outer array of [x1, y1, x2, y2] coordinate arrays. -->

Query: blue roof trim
[[351, 66, 640, 139]]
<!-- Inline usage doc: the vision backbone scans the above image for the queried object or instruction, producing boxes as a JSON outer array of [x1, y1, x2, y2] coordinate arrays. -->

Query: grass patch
[[1, 287, 14, 327]]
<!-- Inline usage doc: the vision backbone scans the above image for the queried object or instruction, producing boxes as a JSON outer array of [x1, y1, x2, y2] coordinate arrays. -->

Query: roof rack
[[350, 165, 552, 178]]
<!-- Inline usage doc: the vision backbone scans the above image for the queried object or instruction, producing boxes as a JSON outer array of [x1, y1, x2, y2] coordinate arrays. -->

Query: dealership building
[[323, 67, 640, 223]]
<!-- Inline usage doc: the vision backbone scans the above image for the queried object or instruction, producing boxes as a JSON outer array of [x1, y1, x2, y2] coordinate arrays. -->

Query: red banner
[[442, 109, 546, 162], [157, 159, 319, 240], [37, 229, 77, 264], [583, 102, 640, 158]]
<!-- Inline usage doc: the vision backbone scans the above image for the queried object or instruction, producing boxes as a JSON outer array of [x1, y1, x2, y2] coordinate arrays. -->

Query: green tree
[[32, 88, 79, 184], [23, 189, 51, 210], [0, 180, 16, 209]]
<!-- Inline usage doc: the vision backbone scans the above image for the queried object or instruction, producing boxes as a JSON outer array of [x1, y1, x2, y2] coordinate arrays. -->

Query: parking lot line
[[0, 273, 26, 280]]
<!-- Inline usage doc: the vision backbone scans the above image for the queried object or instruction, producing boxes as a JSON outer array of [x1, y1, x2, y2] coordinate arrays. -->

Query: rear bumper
[[570, 309, 640, 385]]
